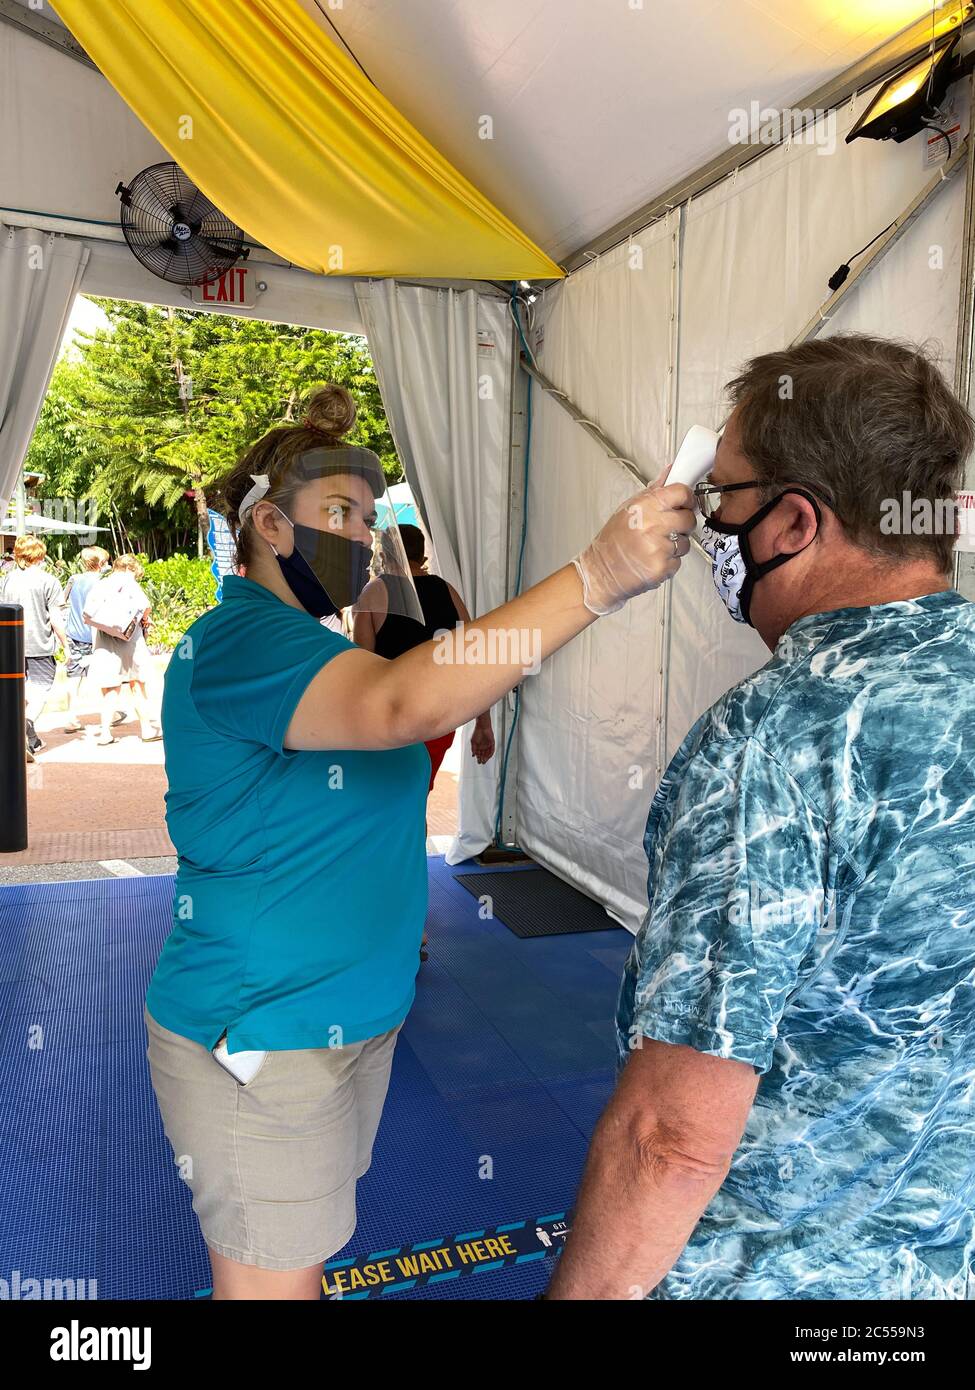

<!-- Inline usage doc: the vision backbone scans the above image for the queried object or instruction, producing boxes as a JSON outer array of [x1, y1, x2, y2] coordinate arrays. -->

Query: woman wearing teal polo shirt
[[145, 384, 695, 1300]]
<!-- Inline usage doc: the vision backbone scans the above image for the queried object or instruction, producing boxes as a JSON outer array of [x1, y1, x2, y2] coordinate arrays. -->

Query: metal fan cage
[[118, 162, 246, 286]]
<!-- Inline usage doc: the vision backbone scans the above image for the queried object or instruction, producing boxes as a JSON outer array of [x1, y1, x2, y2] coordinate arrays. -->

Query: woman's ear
[[251, 500, 290, 554]]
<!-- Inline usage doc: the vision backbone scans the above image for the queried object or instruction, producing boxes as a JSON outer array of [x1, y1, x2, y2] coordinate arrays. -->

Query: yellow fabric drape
[[53, 0, 563, 281]]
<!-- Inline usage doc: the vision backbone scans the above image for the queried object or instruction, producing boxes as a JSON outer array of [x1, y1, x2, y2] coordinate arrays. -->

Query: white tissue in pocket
[[212, 1036, 267, 1085]]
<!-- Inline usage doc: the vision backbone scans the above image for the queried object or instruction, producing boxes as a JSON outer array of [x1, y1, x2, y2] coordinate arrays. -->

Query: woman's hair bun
[[303, 384, 357, 441]]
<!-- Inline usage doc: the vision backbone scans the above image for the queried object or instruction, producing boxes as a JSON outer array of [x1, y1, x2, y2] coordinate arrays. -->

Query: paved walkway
[[1, 673, 461, 883]]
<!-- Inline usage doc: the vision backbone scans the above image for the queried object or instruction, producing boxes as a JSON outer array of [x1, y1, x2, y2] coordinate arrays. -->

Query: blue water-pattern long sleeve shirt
[[616, 590, 975, 1300]]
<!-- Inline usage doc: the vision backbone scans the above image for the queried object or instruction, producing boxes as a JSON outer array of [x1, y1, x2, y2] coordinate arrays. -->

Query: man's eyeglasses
[[692, 478, 828, 522], [692, 480, 764, 520]]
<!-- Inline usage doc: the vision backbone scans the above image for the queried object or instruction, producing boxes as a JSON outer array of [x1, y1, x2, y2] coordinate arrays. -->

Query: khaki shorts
[[145, 1008, 401, 1271]]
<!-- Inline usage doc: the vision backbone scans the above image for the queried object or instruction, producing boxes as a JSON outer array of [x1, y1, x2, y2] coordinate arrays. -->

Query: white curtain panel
[[821, 171, 966, 365], [675, 88, 962, 438], [0, 225, 89, 510], [354, 280, 511, 862], [515, 213, 680, 930], [667, 86, 968, 762], [505, 81, 969, 932]]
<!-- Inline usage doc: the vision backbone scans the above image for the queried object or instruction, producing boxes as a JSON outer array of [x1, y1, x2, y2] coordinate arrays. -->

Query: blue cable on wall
[[493, 288, 534, 847]]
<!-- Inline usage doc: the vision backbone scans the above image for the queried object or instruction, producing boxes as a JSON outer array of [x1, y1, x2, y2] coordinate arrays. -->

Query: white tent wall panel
[[516, 216, 678, 929], [667, 86, 969, 763], [0, 224, 89, 509], [822, 176, 972, 600], [675, 89, 969, 439], [0, 23, 169, 228], [513, 87, 972, 930], [530, 216, 679, 468], [821, 173, 966, 362], [515, 407, 669, 928]]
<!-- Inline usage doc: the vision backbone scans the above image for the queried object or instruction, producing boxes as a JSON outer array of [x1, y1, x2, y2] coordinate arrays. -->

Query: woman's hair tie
[[301, 417, 338, 440]]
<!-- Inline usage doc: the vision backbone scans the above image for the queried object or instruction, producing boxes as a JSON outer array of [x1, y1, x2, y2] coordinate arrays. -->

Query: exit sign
[[191, 265, 257, 308]]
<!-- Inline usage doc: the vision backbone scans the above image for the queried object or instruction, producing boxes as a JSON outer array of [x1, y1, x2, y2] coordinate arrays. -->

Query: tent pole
[[954, 76, 975, 599], [790, 137, 969, 346], [954, 85, 975, 402], [495, 309, 529, 848], [656, 207, 685, 787], [0, 0, 95, 70], [518, 354, 648, 488]]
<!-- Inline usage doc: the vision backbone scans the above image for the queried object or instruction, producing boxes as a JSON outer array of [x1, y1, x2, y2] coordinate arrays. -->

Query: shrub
[[141, 555, 217, 651]]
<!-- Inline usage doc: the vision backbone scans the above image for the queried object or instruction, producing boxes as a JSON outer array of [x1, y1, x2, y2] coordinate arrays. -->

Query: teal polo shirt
[[146, 574, 430, 1053]]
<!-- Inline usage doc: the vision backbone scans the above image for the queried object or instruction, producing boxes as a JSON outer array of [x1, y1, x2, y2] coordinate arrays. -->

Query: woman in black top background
[[354, 525, 495, 781], [355, 525, 495, 962]]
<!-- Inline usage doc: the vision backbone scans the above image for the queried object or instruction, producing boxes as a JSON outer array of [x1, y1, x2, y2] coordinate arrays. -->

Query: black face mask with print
[[274, 516, 373, 617]]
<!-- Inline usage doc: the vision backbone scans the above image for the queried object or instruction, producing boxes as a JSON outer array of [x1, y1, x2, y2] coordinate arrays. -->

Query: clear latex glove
[[572, 474, 696, 616]]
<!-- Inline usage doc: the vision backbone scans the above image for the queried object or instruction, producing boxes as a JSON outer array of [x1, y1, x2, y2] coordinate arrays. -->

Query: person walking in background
[[84, 554, 161, 746], [0, 534, 69, 762], [62, 546, 127, 735]]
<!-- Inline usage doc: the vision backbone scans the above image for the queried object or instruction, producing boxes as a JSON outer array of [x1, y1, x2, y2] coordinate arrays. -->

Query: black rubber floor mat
[[454, 868, 617, 938]]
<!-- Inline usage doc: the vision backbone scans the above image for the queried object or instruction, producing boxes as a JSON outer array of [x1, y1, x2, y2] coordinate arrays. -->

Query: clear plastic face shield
[[243, 446, 424, 624]]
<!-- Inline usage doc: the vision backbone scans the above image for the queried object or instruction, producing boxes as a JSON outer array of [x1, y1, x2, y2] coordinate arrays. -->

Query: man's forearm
[[545, 1095, 729, 1300]]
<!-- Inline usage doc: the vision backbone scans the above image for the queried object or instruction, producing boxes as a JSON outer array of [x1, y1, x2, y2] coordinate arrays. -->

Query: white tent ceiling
[[4, 0, 940, 266], [295, 0, 938, 262]]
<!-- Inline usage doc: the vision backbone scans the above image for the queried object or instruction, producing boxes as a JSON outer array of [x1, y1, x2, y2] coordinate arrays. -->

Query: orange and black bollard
[[0, 602, 28, 852]]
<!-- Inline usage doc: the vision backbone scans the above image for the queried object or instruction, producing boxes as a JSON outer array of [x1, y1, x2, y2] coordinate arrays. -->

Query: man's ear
[[776, 493, 820, 556]]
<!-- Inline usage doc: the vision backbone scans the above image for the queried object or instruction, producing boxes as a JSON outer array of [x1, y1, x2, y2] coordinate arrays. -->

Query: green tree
[[26, 299, 398, 559]]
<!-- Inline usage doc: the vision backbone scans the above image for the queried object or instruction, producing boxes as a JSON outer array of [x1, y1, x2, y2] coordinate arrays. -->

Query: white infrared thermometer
[[668, 425, 720, 489]]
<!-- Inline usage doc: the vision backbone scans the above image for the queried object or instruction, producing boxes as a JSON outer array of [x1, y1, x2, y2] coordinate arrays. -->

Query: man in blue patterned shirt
[[549, 335, 975, 1300]]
